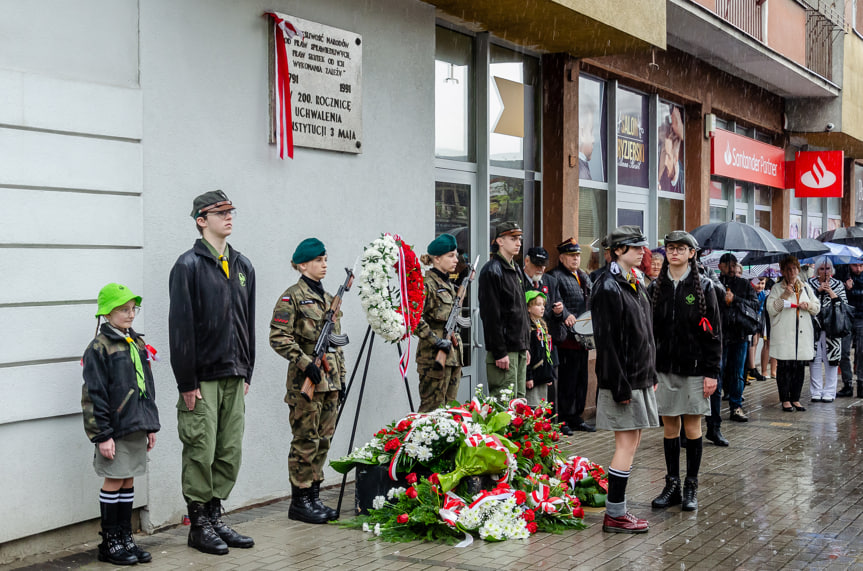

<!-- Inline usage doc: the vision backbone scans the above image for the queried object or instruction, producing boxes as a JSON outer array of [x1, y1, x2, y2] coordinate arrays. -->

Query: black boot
[[117, 488, 151, 563], [311, 482, 338, 521], [682, 477, 698, 511], [651, 475, 681, 509], [187, 501, 229, 555], [288, 486, 329, 524], [837, 382, 854, 397], [857, 381, 863, 398], [207, 498, 254, 548], [705, 425, 729, 447], [98, 528, 138, 566]]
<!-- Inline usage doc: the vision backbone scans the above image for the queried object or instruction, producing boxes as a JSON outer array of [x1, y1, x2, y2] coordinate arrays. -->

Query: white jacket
[[767, 277, 820, 361]]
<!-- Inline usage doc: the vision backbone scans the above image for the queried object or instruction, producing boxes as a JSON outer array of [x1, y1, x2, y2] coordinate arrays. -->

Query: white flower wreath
[[358, 235, 407, 342]]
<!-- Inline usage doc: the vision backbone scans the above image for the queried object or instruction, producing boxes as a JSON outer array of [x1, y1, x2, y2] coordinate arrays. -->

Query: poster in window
[[617, 88, 649, 188], [855, 164, 863, 224], [578, 76, 606, 182], [658, 101, 684, 194]]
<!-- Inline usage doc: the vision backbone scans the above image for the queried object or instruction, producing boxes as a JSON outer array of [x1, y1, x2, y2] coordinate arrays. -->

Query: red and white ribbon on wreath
[[264, 12, 301, 159], [467, 397, 493, 419], [467, 486, 515, 510], [529, 483, 564, 514], [438, 491, 467, 526], [393, 234, 413, 379]]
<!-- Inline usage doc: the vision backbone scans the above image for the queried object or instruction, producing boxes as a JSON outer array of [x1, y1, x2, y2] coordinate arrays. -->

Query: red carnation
[[523, 448, 535, 459], [453, 414, 463, 422], [396, 419, 412, 431], [542, 421, 551, 431], [534, 408, 544, 419], [534, 421, 544, 432], [384, 438, 401, 452], [429, 473, 440, 485], [514, 490, 527, 505], [572, 506, 585, 519], [406, 472, 417, 484], [540, 445, 551, 458], [522, 508, 535, 521], [397, 513, 409, 524], [550, 432, 560, 442], [531, 464, 542, 473], [405, 486, 418, 499], [527, 522, 538, 533], [515, 403, 526, 415], [512, 417, 525, 428]]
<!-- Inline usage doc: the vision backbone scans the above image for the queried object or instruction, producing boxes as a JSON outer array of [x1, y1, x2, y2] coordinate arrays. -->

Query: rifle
[[434, 256, 480, 370], [301, 268, 355, 401]]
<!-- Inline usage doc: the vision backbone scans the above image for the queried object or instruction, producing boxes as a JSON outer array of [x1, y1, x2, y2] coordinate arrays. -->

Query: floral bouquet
[[555, 456, 608, 507]]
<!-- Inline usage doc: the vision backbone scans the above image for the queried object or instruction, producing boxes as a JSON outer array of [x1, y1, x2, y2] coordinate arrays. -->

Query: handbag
[[822, 299, 852, 338], [733, 301, 760, 336]]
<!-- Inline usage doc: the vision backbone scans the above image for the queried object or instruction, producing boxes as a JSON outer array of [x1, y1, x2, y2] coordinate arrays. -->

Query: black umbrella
[[743, 238, 830, 265], [690, 221, 788, 254], [816, 226, 863, 246]]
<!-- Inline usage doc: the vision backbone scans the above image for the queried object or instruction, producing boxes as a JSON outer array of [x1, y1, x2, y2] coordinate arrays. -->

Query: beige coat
[[766, 277, 820, 361]]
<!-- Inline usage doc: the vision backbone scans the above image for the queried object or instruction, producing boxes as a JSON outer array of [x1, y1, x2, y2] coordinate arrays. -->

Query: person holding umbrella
[[807, 256, 847, 403], [767, 256, 820, 412]]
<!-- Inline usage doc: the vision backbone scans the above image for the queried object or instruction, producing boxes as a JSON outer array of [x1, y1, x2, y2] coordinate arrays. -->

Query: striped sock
[[99, 489, 120, 530], [607, 467, 631, 505], [118, 487, 134, 531]]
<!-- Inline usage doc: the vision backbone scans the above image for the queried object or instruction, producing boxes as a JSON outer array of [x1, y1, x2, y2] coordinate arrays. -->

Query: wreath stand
[[334, 325, 415, 517]]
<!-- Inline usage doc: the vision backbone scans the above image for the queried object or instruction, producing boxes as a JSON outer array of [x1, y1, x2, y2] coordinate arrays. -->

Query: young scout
[[414, 233, 464, 412], [270, 238, 346, 524], [82, 283, 159, 565], [525, 290, 554, 407], [169, 190, 255, 555]]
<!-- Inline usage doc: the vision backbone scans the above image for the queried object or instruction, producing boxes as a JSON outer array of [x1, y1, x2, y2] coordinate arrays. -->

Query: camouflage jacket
[[81, 324, 160, 443], [270, 278, 346, 397], [414, 269, 464, 367]]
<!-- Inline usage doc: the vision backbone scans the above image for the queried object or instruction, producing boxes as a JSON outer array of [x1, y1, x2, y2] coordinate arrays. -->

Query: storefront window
[[578, 188, 608, 274], [658, 101, 684, 194], [489, 45, 540, 170], [616, 87, 649, 188], [658, 197, 685, 239], [489, 175, 524, 256], [789, 214, 803, 238], [755, 210, 771, 231], [808, 215, 823, 238], [579, 75, 606, 183], [855, 164, 863, 224], [435, 27, 474, 162], [755, 186, 771, 206]]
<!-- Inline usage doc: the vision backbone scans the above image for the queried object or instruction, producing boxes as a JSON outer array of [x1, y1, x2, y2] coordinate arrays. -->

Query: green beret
[[428, 234, 458, 256], [292, 238, 326, 264]]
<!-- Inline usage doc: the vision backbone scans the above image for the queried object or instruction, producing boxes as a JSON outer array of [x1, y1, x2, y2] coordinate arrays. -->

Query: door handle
[[472, 308, 483, 349]]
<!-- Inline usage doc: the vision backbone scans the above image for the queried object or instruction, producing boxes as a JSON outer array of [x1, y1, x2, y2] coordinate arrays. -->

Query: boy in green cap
[[82, 283, 160, 565], [169, 190, 256, 554], [270, 237, 346, 524]]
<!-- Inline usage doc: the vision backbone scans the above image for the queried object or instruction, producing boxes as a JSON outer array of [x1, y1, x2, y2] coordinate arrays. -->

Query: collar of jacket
[[493, 251, 517, 270], [194, 239, 234, 266], [296, 276, 327, 304], [100, 322, 143, 342]]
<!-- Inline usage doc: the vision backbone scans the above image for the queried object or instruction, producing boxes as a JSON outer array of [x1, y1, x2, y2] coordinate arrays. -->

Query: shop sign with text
[[794, 151, 844, 197], [711, 129, 784, 188]]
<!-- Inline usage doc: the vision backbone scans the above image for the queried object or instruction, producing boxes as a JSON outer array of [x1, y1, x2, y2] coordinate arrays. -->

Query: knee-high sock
[[606, 467, 631, 516], [663, 438, 680, 478], [685, 437, 703, 481], [99, 489, 120, 531], [118, 487, 134, 531]]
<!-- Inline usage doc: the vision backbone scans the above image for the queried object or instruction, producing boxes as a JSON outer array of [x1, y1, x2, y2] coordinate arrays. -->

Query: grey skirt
[[595, 387, 660, 431], [93, 431, 148, 478], [655, 372, 710, 417]]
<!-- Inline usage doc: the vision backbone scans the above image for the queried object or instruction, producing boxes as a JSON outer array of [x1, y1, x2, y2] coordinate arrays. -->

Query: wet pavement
[[9, 378, 863, 570]]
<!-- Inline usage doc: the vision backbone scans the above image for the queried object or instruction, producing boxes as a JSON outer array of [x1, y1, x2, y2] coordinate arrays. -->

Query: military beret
[[526, 247, 549, 265], [428, 233, 458, 256], [664, 230, 699, 250], [556, 238, 581, 254], [525, 290, 547, 305], [607, 225, 649, 250], [191, 190, 233, 219], [292, 238, 326, 264], [494, 221, 523, 239]]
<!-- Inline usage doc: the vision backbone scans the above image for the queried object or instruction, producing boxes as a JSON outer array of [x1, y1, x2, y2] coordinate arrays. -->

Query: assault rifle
[[434, 256, 480, 370], [301, 267, 354, 401]]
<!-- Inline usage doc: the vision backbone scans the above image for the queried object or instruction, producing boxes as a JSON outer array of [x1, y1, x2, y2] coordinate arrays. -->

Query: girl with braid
[[647, 231, 721, 512]]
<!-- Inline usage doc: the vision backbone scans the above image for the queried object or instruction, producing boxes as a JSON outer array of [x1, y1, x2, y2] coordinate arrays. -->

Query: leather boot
[[311, 482, 338, 521], [857, 381, 863, 398], [187, 501, 229, 555], [120, 525, 151, 563], [837, 382, 854, 397], [207, 498, 254, 548], [682, 477, 698, 511], [705, 425, 729, 447], [651, 475, 682, 509], [288, 486, 329, 524], [98, 528, 138, 566]]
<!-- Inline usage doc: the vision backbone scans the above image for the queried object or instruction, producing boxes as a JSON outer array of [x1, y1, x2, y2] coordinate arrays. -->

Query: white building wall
[[0, 0, 143, 543]]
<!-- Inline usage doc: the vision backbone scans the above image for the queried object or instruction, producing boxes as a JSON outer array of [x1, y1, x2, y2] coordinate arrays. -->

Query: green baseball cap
[[96, 283, 142, 317]]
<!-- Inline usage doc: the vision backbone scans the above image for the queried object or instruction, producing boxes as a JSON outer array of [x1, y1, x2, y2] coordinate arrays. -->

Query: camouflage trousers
[[287, 389, 339, 488], [417, 363, 461, 413]]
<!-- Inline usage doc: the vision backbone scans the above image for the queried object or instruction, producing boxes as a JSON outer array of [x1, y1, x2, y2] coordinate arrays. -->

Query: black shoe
[[705, 426, 729, 447], [811, 398, 823, 403], [311, 482, 338, 521], [120, 526, 151, 563], [749, 369, 765, 382], [792, 403, 807, 411], [730, 408, 749, 422], [187, 502, 229, 555], [573, 422, 596, 432], [98, 528, 139, 565], [651, 475, 681, 509], [207, 499, 254, 548], [288, 486, 330, 524], [837, 385, 854, 398], [783, 405, 794, 412], [560, 424, 573, 436], [681, 478, 698, 511]]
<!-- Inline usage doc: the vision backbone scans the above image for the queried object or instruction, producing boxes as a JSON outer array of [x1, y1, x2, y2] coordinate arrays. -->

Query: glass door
[[434, 171, 479, 401]]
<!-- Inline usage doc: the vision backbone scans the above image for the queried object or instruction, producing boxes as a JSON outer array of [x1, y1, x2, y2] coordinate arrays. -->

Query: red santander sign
[[794, 151, 843, 197], [711, 128, 785, 188]]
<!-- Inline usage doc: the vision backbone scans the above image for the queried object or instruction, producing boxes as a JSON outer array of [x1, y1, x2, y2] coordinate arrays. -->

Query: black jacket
[[169, 239, 256, 392], [522, 269, 564, 354], [718, 273, 758, 342], [648, 269, 722, 379], [527, 321, 554, 384], [81, 324, 160, 443], [845, 271, 863, 315], [478, 252, 530, 359], [592, 269, 657, 402], [548, 264, 592, 346]]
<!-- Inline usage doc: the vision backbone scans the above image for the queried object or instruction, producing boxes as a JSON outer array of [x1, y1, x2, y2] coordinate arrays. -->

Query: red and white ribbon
[[467, 487, 515, 510], [264, 12, 301, 159], [438, 491, 466, 526], [392, 235, 413, 379], [529, 484, 564, 514]]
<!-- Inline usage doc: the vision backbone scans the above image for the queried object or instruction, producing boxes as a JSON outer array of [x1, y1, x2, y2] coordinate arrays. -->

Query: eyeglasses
[[113, 306, 142, 316], [205, 209, 236, 219], [665, 245, 691, 254]]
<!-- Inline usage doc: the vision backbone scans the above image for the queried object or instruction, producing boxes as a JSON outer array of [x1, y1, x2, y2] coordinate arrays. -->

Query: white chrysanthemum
[[372, 496, 386, 510]]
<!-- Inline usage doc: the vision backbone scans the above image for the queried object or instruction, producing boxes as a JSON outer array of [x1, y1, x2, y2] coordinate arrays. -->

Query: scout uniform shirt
[[269, 277, 346, 399], [414, 268, 464, 368]]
